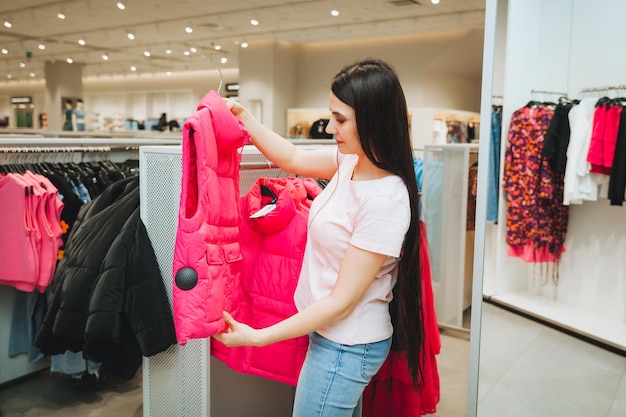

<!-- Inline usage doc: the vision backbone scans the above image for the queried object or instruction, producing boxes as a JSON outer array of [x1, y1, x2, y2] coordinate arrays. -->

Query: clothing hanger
[[216, 69, 223, 95]]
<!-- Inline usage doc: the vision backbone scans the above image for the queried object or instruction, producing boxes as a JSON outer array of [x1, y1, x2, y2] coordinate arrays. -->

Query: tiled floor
[[477, 302, 626, 417], [1, 303, 624, 417]]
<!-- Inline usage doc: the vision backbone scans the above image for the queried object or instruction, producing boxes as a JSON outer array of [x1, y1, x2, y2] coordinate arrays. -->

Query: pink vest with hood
[[172, 90, 250, 345], [211, 176, 322, 385]]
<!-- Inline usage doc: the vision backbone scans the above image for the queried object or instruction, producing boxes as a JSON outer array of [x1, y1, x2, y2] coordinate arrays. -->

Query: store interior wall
[[0, 28, 484, 134]]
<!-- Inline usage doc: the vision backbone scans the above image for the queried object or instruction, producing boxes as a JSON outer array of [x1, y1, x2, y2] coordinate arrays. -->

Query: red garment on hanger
[[363, 221, 441, 416]]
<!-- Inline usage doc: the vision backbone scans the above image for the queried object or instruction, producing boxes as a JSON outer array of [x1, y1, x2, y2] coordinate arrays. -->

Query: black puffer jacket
[[35, 176, 176, 379]]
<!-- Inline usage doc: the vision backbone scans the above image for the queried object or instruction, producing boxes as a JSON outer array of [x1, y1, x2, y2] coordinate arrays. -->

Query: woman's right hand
[[223, 98, 246, 118]]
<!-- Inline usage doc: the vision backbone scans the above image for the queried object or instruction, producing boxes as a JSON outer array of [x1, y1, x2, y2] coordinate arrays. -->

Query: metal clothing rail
[[580, 84, 626, 93], [0, 137, 181, 148], [530, 89, 568, 96]]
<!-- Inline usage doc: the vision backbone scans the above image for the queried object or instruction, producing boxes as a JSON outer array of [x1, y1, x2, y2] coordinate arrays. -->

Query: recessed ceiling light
[[38, 43, 46, 50], [117, 1, 126, 10], [431, 0, 440, 3], [19, 62, 25, 68], [165, 48, 172, 54], [102, 53, 109, 61], [331, 9, 339, 16], [241, 41, 248, 48], [185, 26, 193, 33], [250, 18, 259, 26], [1, 48, 8, 54], [130, 65, 137, 71], [78, 38, 86, 46], [3, 20, 11, 28], [66, 57, 73, 64], [144, 51, 151, 57], [127, 31, 135, 40]]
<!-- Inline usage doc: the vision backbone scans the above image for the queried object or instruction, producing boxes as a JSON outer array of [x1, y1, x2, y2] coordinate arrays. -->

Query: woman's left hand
[[213, 311, 262, 347]]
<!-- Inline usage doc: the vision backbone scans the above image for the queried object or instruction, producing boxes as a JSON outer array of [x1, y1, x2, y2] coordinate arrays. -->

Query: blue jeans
[[293, 332, 391, 417]]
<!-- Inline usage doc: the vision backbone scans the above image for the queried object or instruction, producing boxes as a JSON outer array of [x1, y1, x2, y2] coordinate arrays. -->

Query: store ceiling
[[0, 0, 485, 83]]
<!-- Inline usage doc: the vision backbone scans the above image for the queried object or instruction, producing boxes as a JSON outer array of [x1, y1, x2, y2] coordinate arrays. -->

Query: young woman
[[215, 58, 423, 417]]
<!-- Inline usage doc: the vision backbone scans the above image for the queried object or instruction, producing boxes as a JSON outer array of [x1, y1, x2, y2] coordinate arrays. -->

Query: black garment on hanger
[[541, 101, 577, 174], [609, 107, 626, 206]]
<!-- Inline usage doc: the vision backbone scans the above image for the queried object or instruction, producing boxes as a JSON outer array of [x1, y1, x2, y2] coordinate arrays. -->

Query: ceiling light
[[1, 48, 8, 55], [7, 74, 12, 79], [57, 8, 66, 19], [29, 72, 35, 78], [241, 41, 248, 48], [166, 71, 172, 76], [3, 20, 11, 29], [250, 14, 259, 26], [102, 53, 109, 61], [221, 56, 228, 64], [144, 50, 151, 57], [38, 43, 46, 50], [66, 57, 73, 64], [127, 31, 135, 40], [331, 9, 339, 16], [78, 38, 86, 46], [19, 62, 26, 68], [130, 65, 137, 71], [189, 47, 197, 53], [165, 48, 172, 54], [185, 25, 193, 33], [214, 43, 221, 51], [117, 1, 126, 10], [183, 50, 190, 56], [431, 0, 440, 3]]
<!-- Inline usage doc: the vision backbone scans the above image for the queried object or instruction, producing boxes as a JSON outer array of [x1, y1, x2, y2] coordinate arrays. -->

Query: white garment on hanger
[[563, 98, 609, 204]]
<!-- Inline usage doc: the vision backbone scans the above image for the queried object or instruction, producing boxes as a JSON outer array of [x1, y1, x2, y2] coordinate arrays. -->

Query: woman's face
[[327, 91, 362, 155]]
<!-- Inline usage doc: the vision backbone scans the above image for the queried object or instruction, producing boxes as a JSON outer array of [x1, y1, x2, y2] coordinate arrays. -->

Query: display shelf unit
[[410, 107, 481, 151], [285, 108, 333, 139]]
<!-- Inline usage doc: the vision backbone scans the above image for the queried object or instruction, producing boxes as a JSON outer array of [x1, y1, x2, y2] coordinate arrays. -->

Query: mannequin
[[73, 99, 86, 131], [62, 99, 74, 131]]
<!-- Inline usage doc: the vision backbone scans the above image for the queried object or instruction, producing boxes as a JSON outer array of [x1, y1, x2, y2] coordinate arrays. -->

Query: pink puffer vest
[[172, 90, 250, 345]]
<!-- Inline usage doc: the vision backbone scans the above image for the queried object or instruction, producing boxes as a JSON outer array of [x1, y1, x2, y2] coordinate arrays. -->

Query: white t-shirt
[[294, 152, 411, 345]]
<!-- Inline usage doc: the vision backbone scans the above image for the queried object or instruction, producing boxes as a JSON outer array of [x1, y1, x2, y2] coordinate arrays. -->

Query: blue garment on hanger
[[486, 109, 502, 223], [9, 289, 46, 362]]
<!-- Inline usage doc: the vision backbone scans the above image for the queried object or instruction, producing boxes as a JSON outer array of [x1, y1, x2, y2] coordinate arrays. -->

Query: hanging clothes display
[[34, 176, 177, 380], [501, 102, 569, 263], [211, 176, 323, 386], [171, 90, 251, 345], [362, 221, 440, 417]]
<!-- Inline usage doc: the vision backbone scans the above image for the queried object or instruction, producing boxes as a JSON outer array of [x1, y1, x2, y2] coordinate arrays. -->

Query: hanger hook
[[217, 69, 223, 94]]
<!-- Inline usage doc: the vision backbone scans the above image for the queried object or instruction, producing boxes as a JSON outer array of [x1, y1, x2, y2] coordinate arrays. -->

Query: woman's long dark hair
[[331, 58, 424, 388]]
